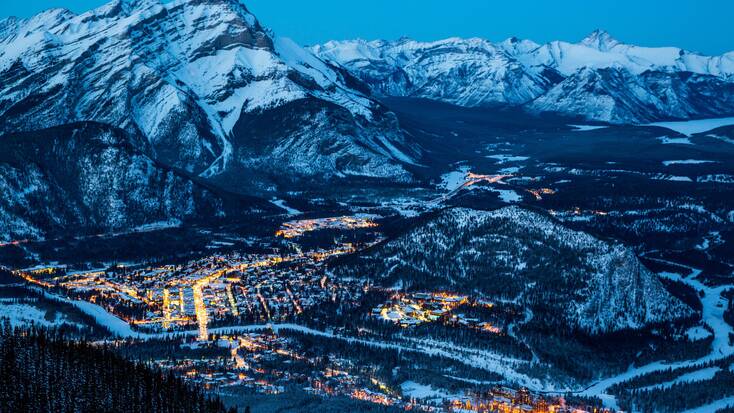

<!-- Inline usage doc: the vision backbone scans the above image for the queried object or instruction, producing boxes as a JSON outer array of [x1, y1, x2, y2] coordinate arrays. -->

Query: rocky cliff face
[[331, 206, 693, 334], [0, 122, 270, 242], [314, 32, 734, 123], [0, 0, 419, 192]]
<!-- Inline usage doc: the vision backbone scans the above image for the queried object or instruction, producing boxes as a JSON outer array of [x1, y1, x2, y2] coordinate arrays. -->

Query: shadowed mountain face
[[331, 206, 693, 334], [0, 0, 419, 193], [0, 122, 274, 242], [313, 33, 734, 123]]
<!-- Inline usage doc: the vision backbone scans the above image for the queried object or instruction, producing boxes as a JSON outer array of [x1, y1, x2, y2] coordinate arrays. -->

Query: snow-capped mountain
[[0, 122, 271, 242], [313, 37, 559, 107], [331, 206, 693, 334], [313, 31, 734, 123], [0, 0, 418, 192]]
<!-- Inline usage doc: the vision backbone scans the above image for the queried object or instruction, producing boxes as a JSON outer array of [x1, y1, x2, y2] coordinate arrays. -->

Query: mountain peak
[[0, 0, 415, 191], [94, 0, 159, 17], [580, 29, 620, 51], [499, 36, 540, 54]]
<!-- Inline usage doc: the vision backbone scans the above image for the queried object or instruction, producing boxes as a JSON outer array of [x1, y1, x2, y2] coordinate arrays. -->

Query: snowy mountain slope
[[0, 122, 271, 242], [331, 206, 693, 334], [528, 67, 734, 123], [0, 0, 418, 188], [528, 30, 734, 77], [313, 37, 559, 107], [313, 32, 734, 123]]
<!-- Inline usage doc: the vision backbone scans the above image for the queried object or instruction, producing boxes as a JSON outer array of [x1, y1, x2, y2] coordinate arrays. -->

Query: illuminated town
[[526, 188, 557, 201], [275, 215, 379, 239], [22, 244, 366, 340], [151, 330, 610, 413], [10, 214, 613, 413], [374, 292, 502, 333]]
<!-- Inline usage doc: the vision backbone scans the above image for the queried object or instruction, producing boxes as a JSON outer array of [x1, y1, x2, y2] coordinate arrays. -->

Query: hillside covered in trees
[[0, 319, 233, 413]]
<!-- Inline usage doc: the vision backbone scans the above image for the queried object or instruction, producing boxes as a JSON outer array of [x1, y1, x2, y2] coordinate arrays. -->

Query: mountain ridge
[[313, 32, 734, 123], [0, 0, 419, 191], [0, 122, 275, 242]]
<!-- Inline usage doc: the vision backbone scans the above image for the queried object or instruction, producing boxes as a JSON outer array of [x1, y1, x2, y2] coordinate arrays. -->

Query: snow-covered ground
[[26, 288, 147, 338], [26, 257, 732, 401], [132, 219, 182, 233], [576, 262, 734, 409], [708, 134, 734, 145], [487, 154, 530, 163], [698, 175, 734, 184], [270, 198, 302, 216], [439, 166, 471, 191], [401, 381, 462, 403], [662, 159, 716, 166], [491, 188, 522, 203], [685, 326, 712, 340], [653, 175, 693, 182], [681, 396, 734, 413], [638, 367, 720, 392], [31, 287, 552, 391], [657, 136, 693, 145], [660, 269, 734, 361], [499, 166, 522, 174], [647, 117, 734, 136], [61, 296, 140, 337], [0, 302, 78, 329], [569, 124, 609, 132]]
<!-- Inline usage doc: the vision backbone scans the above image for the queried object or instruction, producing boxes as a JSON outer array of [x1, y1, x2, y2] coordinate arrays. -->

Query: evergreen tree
[[0, 319, 230, 413]]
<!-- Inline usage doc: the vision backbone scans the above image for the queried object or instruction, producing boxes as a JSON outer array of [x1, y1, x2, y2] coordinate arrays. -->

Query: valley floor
[[15, 254, 733, 412]]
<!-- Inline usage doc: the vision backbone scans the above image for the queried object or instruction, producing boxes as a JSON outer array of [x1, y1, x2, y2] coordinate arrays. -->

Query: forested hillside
[[332, 206, 693, 334], [0, 320, 233, 413]]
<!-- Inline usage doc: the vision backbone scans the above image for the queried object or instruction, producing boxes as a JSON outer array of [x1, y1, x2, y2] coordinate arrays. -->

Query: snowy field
[[487, 154, 530, 163], [657, 136, 693, 145], [400, 381, 462, 403], [270, 198, 302, 215], [0, 301, 80, 329], [569, 124, 609, 132], [647, 117, 734, 136], [662, 159, 716, 166], [439, 166, 471, 191], [491, 188, 522, 203]]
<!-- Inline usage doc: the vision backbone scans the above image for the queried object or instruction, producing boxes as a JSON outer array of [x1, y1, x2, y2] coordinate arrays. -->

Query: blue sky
[[3, 0, 733, 55]]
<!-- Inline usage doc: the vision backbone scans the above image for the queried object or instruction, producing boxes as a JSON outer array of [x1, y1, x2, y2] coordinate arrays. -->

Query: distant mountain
[[0, 122, 272, 242], [0, 0, 419, 194], [330, 206, 693, 334], [313, 32, 734, 123]]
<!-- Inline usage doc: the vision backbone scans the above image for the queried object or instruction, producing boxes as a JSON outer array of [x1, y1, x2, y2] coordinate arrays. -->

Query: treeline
[[0, 285, 112, 339], [612, 355, 734, 413], [282, 329, 502, 390], [0, 319, 234, 413], [519, 321, 712, 383], [608, 355, 734, 394], [724, 289, 734, 329], [0, 267, 16, 284]]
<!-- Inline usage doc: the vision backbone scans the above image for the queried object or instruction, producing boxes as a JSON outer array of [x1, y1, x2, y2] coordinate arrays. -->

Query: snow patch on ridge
[[646, 117, 734, 136]]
